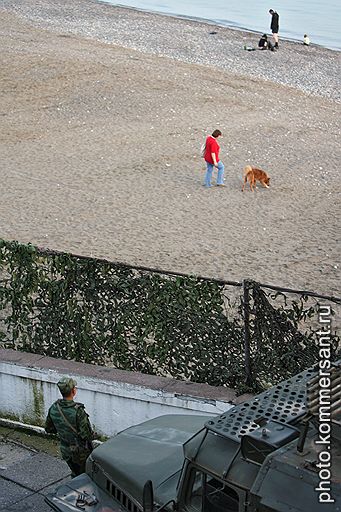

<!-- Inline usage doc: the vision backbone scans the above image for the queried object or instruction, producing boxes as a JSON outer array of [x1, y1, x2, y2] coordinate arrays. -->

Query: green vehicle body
[[46, 361, 340, 512]]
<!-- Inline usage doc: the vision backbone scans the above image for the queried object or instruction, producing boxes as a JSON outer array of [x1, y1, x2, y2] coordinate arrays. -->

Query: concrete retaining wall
[[0, 349, 250, 437]]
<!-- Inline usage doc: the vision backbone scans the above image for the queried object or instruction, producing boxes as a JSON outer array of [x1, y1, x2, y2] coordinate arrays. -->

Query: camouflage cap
[[57, 377, 77, 395]]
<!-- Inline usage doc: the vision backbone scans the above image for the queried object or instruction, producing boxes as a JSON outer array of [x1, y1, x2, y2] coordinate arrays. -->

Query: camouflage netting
[[247, 283, 340, 389], [0, 239, 339, 393]]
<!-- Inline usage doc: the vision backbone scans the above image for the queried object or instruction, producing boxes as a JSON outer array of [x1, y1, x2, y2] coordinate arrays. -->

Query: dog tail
[[243, 165, 252, 176]]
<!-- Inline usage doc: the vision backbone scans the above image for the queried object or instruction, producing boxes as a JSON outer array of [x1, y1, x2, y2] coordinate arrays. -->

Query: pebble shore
[[2, 0, 340, 102]]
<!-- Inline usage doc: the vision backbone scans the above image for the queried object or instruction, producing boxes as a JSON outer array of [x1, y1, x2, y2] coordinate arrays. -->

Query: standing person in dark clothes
[[45, 377, 94, 477], [269, 9, 279, 48]]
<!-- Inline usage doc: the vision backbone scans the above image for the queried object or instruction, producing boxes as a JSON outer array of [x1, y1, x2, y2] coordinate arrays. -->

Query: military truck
[[46, 360, 340, 511]]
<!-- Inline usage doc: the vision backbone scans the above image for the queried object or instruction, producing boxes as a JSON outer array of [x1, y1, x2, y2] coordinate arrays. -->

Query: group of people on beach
[[257, 9, 310, 52], [258, 9, 279, 51]]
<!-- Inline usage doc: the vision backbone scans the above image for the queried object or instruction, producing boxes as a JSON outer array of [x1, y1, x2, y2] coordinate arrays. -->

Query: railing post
[[243, 280, 252, 387]]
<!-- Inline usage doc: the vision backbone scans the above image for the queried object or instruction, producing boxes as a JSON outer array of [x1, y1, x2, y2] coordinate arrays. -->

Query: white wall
[[0, 359, 236, 437]]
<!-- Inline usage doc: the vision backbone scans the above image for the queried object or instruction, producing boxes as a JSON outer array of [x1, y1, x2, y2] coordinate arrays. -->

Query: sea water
[[100, 0, 341, 51]]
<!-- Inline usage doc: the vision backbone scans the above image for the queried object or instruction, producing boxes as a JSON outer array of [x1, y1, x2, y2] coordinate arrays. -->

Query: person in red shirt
[[203, 129, 225, 187]]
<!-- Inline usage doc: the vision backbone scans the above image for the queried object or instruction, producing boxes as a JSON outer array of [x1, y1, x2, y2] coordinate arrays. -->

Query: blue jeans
[[204, 161, 225, 187]]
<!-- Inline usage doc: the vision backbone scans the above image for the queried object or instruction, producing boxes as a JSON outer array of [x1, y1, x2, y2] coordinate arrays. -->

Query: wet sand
[[0, 0, 340, 296]]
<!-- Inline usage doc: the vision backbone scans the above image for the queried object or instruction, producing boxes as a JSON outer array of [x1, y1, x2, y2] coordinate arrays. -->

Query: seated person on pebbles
[[258, 34, 275, 51]]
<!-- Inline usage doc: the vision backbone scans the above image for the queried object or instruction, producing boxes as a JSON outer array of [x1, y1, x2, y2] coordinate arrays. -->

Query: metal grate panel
[[206, 367, 317, 440]]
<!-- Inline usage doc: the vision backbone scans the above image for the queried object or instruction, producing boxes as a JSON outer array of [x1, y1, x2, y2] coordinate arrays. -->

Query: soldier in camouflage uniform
[[45, 377, 94, 477]]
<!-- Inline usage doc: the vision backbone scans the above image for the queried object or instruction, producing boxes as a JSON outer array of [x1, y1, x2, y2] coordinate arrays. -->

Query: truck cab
[[46, 361, 340, 512]]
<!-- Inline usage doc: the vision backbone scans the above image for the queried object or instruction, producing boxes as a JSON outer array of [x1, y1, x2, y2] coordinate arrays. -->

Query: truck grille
[[106, 479, 142, 512]]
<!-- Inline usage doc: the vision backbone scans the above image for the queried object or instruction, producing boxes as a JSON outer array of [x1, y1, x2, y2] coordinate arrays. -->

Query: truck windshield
[[185, 468, 239, 512]]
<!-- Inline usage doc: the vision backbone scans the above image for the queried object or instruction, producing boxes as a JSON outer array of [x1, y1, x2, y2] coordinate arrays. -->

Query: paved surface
[[0, 433, 70, 511]]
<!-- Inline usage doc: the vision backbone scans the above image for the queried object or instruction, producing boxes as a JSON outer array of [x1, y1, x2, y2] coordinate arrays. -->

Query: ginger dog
[[242, 165, 270, 192]]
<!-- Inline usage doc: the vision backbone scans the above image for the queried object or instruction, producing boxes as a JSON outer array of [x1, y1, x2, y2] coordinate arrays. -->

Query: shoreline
[[99, 2, 341, 53], [2, 0, 340, 102], [0, 1, 340, 296]]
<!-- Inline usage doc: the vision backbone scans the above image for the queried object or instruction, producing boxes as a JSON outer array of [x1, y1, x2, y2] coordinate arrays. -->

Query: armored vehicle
[[46, 360, 340, 511]]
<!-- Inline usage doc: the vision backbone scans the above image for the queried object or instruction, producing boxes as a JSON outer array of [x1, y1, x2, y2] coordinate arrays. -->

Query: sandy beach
[[0, 0, 340, 296]]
